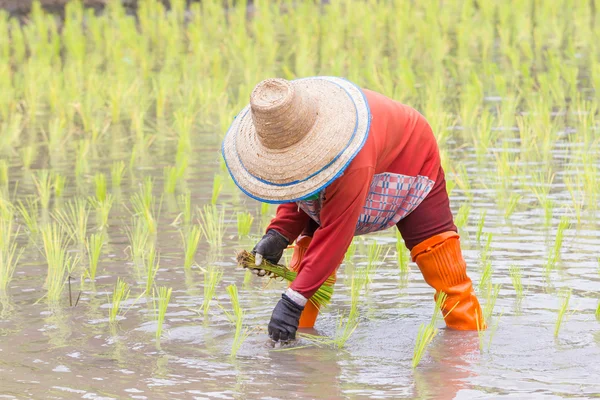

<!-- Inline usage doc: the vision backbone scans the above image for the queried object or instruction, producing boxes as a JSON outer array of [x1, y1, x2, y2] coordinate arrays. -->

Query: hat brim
[[222, 77, 371, 204]]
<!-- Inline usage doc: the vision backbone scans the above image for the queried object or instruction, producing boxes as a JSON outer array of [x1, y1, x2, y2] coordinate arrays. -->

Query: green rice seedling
[[479, 260, 493, 294], [0, 218, 22, 294], [182, 224, 201, 269], [454, 164, 473, 201], [395, 230, 409, 274], [20, 145, 36, 170], [85, 232, 104, 282], [211, 175, 223, 205], [111, 161, 126, 191], [52, 198, 89, 245], [454, 203, 471, 230], [16, 198, 39, 235], [163, 166, 180, 195], [236, 212, 253, 238], [94, 173, 107, 203], [41, 223, 78, 304], [202, 265, 223, 316], [509, 264, 524, 302], [335, 268, 366, 348], [475, 211, 486, 243], [53, 173, 66, 199], [344, 238, 357, 263], [89, 194, 114, 229], [504, 193, 521, 220], [480, 232, 493, 266], [174, 191, 192, 226], [108, 277, 130, 324], [555, 289, 571, 338], [144, 245, 161, 295], [365, 241, 386, 287], [483, 283, 501, 322], [130, 177, 159, 233], [32, 170, 53, 210], [153, 286, 173, 342], [547, 216, 570, 270], [413, 292, 448, 369], [237, 250, 334, 308], [595, 300, 600, 322], [224, 284, 249, 357], [198, 205, 224, 249], [74, 140, 90, 178], [126, 218, 150, 263], [475, 309, 485, 352]]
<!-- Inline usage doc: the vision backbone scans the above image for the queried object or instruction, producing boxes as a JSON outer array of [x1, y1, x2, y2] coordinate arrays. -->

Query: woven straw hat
[[222, 76, 371, 203]]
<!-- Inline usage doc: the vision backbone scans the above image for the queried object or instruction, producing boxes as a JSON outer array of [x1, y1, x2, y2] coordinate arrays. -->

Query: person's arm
[[266, 202, 310, 243], [290, 167, 374, 299]]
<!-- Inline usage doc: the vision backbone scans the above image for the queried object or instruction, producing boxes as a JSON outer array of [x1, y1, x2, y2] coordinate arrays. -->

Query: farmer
[[222, 77, 485, 342]]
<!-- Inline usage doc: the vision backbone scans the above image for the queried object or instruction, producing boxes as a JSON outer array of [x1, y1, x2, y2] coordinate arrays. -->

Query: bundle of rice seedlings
[[237, 250, 333, 308]]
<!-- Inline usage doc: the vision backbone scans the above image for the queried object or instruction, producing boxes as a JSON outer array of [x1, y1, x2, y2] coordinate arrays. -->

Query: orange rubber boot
[[289, 236, 336, 328], [411, 232, 485, 331]]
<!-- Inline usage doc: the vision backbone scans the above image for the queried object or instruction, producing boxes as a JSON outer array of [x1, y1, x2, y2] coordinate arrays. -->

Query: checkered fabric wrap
[[297, 173, 435, 235]]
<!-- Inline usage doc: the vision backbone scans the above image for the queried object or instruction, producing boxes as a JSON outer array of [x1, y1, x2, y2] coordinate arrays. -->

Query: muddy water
[[1, 137, 599, 399]]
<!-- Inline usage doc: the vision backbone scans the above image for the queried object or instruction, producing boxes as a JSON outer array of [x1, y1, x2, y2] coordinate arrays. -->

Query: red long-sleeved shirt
[[267, 89, 440, 298]]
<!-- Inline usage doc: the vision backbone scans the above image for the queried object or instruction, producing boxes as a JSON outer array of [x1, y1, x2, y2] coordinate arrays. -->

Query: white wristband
[[285, 288, 308, 307]]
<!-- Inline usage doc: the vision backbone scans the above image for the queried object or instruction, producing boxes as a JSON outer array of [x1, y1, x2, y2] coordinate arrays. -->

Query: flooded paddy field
[[0, 0, 599, 398]]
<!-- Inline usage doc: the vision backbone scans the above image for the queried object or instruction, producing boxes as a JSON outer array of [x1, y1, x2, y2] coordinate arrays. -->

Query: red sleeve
[[290, 167, 374, 298], [266, 203, 310, 243]]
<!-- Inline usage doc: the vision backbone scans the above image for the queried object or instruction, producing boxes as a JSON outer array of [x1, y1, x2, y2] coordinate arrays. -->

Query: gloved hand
[[268, 293, 304, 342], [252, 229, 289, 267]]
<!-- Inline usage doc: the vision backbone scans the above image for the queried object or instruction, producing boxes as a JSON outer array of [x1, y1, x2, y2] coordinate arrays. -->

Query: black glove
[[252, 229, 289, 265], [268, 293, 304, 342]]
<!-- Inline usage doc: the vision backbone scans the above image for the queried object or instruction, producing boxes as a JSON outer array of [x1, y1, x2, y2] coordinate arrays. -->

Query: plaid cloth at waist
[[297, 173, 434, 235]]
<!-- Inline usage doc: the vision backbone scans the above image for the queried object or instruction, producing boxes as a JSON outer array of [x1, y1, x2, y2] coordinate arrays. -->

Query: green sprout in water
[[153, 286, 172, 342], [130, 177, 159, 234], [94, 173, 107, 203], [224, 284, 249, 357], [396, 230, 410, 275], [126, 218, 150, 263], [454, 203, 471, 231], [89, 194, 114, 230], [236, 211, 253, 238], [366, 241, 385, 287], [53, 173, 66, 199], [344, 238, 357, 263], [144, 245, 161, 295], [41, 223, 78, 305], [85, 232, 104, 282], [52, 197, 89, 245], [475, 210, 486, 242], [335, 268, 365, 348], [504, 193, 521, 221], [555, 289, 571, 338], [0, 217, 22, 295], [32, 169, 53, 210], [202, 265, 223, 316], [509, 264, 524, 302], [176, 191, 192, 226], [211, 174, 223, 206], [110, 161, 126, 191], [182, 224, 201, 269], [16, 197, 39, 235], [108, 277, 130, 324], [198, 204, 224, 250], [547, 216, 570, 271], [413, 292, 448, 369]]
